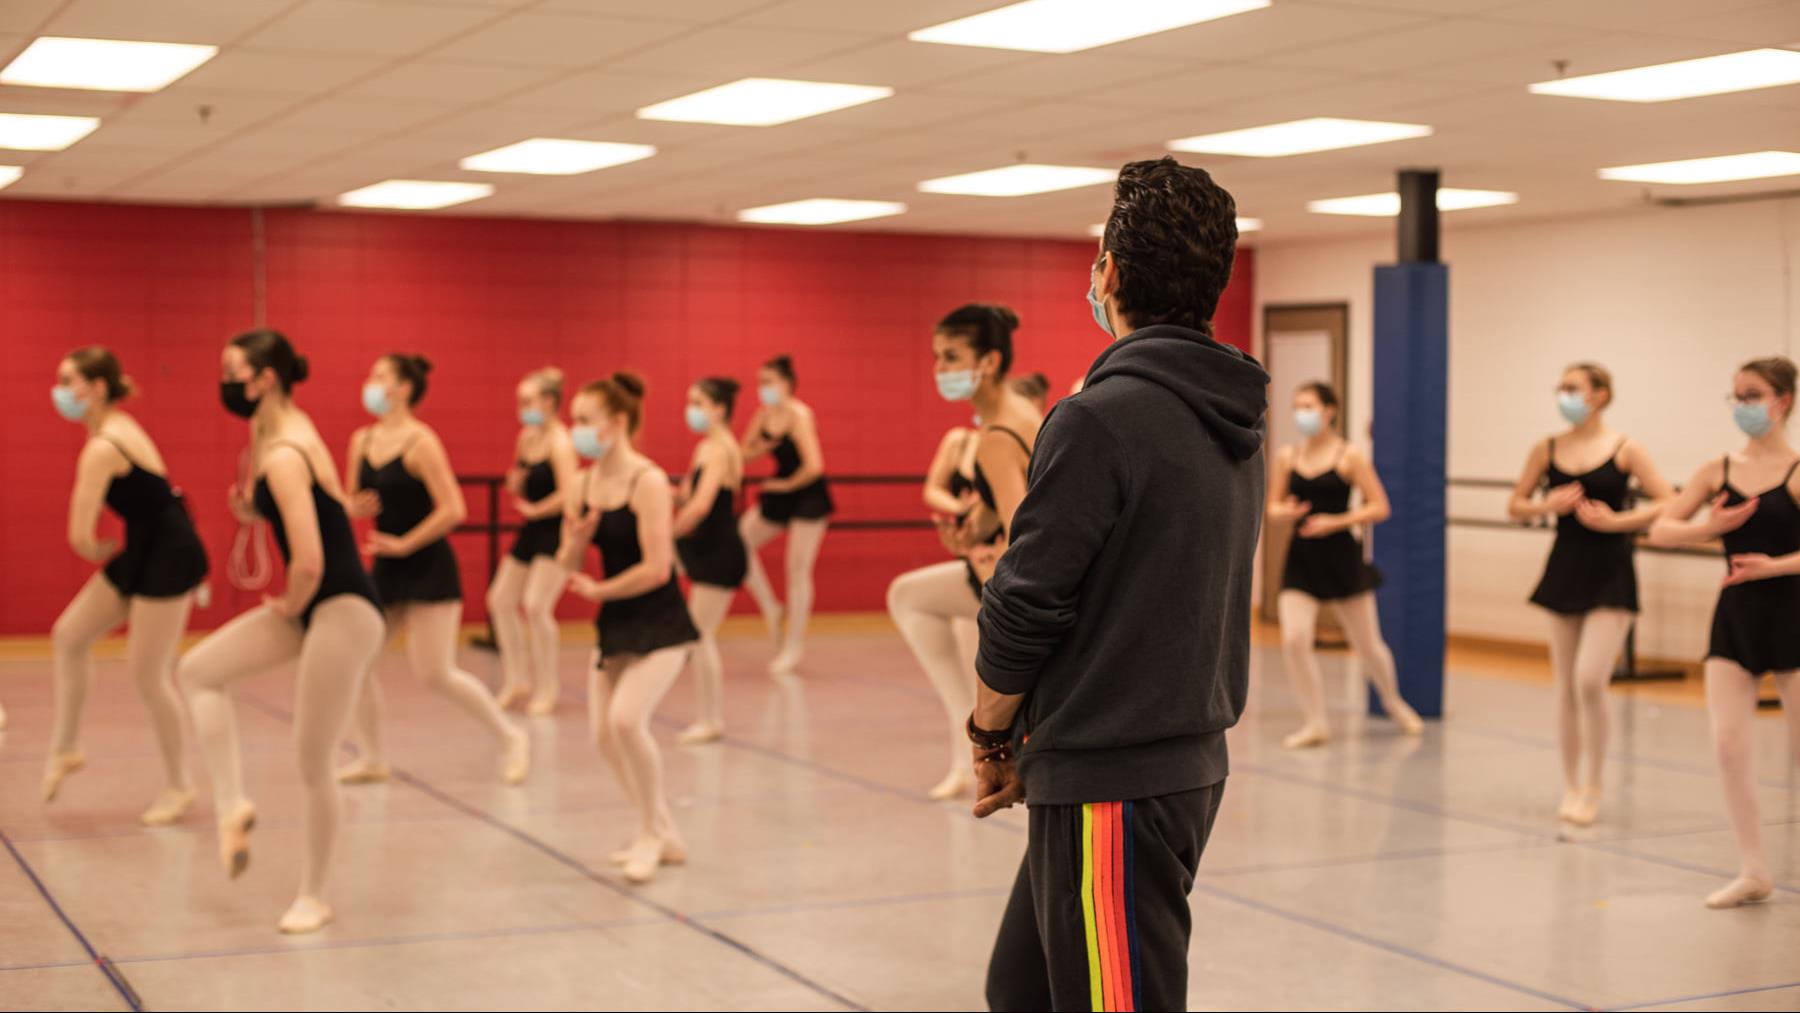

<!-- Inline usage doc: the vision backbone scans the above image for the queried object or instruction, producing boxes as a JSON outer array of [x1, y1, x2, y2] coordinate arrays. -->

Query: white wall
[[1254, 196, 1800, 660]]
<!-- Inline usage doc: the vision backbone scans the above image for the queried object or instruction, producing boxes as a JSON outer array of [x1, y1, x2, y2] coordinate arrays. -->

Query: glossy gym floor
[[1, 620, 1794, 1012]]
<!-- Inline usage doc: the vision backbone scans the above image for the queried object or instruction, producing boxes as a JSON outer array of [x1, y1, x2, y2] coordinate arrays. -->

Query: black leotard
[[96, 435, 209, 599], [360, 437, 460, 606], [1280, 444, 1382, 601], [1529, 437, 1638, 614], [1708, 456, 1800, 674], [253, 441, 380, 628]]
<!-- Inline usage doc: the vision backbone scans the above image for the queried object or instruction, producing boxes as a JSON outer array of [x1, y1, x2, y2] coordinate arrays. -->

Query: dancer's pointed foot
[[41, 752, 85, 802], [1282, 725, 1329, 750], [495, 682, 529, 711], [1705, 875, 1773, 909], [140, 786, 195, 827], [928, 767, 974, 801], [336, 758, 390, 785], [526, 693, 559, 717], [502, 728, 531, 785], [217, 801, 257, 879], [676, 722, 724, 745]]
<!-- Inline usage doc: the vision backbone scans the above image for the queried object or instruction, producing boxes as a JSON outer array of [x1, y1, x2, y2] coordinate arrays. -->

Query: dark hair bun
[[612, 370, 646, 399], [292, 355, 310, 385], [413, 355, 433, 375], [993, 305, 1020, 330], [715, 377, 741, 397]]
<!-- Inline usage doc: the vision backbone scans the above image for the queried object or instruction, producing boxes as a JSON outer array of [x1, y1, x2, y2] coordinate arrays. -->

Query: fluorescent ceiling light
[[1307, 188, 1518, 217], [638, 78, 892, 126], [338, 179, 495, 210], [0, 112, 100, 151], [910, 0, 1270, 54], [738, 199, 907, 225], [0, 166, 20, 190], [461, 138, 656, 175], [1598, 151, 1800, 185], [0, 37, 217, 92], [920, 164, 1115, 197], [1529, 48, 1800, 102], [1168, 117, 1431, 157]]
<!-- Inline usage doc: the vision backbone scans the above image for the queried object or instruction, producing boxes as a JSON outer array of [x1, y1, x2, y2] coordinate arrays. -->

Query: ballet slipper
[[0, 700, 8, 730], [495, 683, 529, 711], [621, 836, 668, 884], [1387, 699, 1425, 736], [1556, 788, 1581, 823], [502, 729, 531, 785], [676, 722, 724, 745], [336, 759, 390, 785], [768, 645, 803, 676], [659, 836, 687, 866], [217, 801, 256, 879], [1282, 726, 1329, 750], [1562, 786, 1601, 827], [1705, 875, 1773, 909], [277, 895, 334, 934], [526, 693, 558, 717], [139, 787, 196, 827], [41, 752, 86, 802], [928, 767, 973, 801]]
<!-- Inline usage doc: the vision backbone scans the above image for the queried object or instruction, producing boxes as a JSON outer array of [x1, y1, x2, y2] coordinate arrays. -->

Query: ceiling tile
[[430, 13, 694, 67], [537, 0, 776, 20], [173, 50, 390, 95], [735, 1, 999, 33], [341, 60, 561, 104], [1486, 0, 1781, 32], [1101, 2, 1430, 61], [0, 0, 62, 34], [1650, 2, 1800, 46], [269, 96, 460, 133], [781, 38, 1032, 90], [243, 0, 504, 57], [1264, 17, 1600, 73], [44, 0, 293, 44], [604, 25, 880, 79]]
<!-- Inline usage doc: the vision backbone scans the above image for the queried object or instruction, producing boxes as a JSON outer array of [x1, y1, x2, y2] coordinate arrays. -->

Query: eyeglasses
[[1725, 393, 1771, 406]]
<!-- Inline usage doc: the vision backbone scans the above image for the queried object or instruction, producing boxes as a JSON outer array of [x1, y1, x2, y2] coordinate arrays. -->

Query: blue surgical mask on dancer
[[362, 383, 392, 418], [685, 405, 711, 434], [759, 385, 782, 408], [51, 385, 87, 422], [1557, 392, 1589, 425], [1294, 408, 1323, 438], [936, 369, 978, 402], [1735, 401, 1774, 438], [572, 425, 610, 460], [519, 407, 545, 427]]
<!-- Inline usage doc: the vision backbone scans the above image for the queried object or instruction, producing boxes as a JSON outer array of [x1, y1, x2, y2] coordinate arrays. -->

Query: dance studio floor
[[1, 618, 1796, 1012]]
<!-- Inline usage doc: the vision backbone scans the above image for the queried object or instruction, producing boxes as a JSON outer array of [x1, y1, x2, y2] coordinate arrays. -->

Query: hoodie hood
[[1085, 324, 1268, 461]]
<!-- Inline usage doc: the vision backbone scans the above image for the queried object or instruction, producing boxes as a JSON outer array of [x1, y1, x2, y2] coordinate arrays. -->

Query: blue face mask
[[1734, 401, 1774, 438], [1086, 281, 1114, 338], [51, 385, 88, 422], [936, 369, 978, 402], [362, 383, 392, 418], [1294, 408, 1323, 438], [759, 385, 782, 408], [519, 407, 546, 427], [571, 424, 611, 461], [1557, 392, 1589, 425], [685, 405, 711, 434]]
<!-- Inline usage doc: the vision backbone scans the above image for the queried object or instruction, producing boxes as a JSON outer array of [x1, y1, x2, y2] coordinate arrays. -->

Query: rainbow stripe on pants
[[1079, 801, 1140, 1011]]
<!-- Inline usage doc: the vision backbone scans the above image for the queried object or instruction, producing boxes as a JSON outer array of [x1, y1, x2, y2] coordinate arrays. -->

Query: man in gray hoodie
[[970, 157, 1268, 1011]]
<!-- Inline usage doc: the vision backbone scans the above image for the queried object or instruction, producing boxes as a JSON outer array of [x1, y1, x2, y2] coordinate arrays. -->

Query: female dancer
[[45, 346, 208, 826], [1508, 363, 1672, 826], [337, 354, 530, 786], [559, 372, 697, 883], [887, 305, 1040, 799], [740, 355, 832, 675], [1650, 356, 1800, 909], [176, 329, 385, 934], [1266, 381, 1424, 749], [488, 367, 576, 715], [671, 377, 749, 745]]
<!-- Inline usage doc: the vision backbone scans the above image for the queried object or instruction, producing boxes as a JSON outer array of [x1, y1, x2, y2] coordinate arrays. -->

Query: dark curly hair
[[1097, 157, 1237, 335]]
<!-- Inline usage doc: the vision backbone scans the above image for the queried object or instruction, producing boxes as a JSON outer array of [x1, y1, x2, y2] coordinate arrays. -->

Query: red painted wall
[[0, 199, 1253, 635]]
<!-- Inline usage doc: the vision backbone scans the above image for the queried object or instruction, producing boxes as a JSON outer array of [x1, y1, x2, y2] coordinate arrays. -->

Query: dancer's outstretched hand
[[1705, 492, 1758, 536], [1724, 553, 1778, 586]]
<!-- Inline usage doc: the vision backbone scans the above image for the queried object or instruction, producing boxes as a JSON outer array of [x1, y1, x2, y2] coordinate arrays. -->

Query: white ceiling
[[0, 0, 1796, 244]]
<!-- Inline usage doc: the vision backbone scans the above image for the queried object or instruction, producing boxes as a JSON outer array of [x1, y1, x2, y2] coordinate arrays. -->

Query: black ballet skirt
[[757, 428, 833, 524], [98, 438, 209, 599], [509, 457, 562, 562], [1708, 457, 1800, 675], [360, 447, 461, 606], [592, 472, 699, 660], [675, 467, 748, 589], [1280, 455, 1382, 602], [254, 442, 380, 629], [1529, 438, 1639, 615]]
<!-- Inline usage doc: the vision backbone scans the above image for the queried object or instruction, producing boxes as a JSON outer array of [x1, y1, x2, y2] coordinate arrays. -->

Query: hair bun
[[991, 304, 1020, 331], [292, 355, 311, 384], [717, 377, 741, 397], [541, 366, 563, 385], [612, 370, 646, 399], [413, 354, 433, 375]]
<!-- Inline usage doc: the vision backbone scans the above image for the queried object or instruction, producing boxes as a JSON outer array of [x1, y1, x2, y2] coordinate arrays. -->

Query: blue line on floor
[[1605, 978, 1800, 1011], [1195, 881, 1593, 1010], [0, 827, 141, 1012]]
